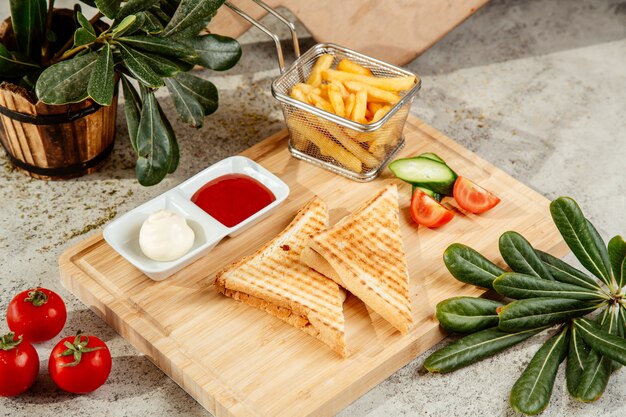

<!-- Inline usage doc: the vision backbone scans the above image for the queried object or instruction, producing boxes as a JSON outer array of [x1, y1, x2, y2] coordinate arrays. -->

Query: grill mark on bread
[[214, 197, 347, 356], [307, 185, 412, 332]]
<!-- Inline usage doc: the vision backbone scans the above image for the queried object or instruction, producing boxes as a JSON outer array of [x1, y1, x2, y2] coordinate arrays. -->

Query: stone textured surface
[[0, 0, 625, 416]]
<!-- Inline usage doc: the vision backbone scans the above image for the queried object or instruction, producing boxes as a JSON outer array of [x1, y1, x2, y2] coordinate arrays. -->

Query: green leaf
[[95, 0, 122, 19], [161, 0, 225, 39], [123, 47, 184, 78], [88, 43, 116, 106], [535, 250, 601, 291], [117, 43, 164, 88], [574, 348, 612, 402], [498, 298, 600, 332], [493, 272, 607, 301], [435, 297, 503, 333], [443, 243, 506, 290], [135, 88, 172, 186], [499, 231, 553, 280], [77, 11, 96, 36], [121, 75, 142, 152], [112, 15, 139, 38], [550, 197, 612, 286], [509, 327, 569, 415], [0, 43, 39, 78], [619, 306, 626, 339], [157, 103, 179, 173], [567, 323, 591, 396], [424, 327, 544, 373], [35, 52, 98, 104], [573, 317, 626, 366], [74, 28, 97, 46], [140, 11, 164, 34], [10, 0, 46, 58], [117, 35, 196, 59], [173, 73, 218, 115], [572, 307, 618, 402], [149, 5, 171, 25], [186, 34, 242, 71], [116, 0, 159, 22], [607, 236, 626, 289], [165, 77, 205, 128]]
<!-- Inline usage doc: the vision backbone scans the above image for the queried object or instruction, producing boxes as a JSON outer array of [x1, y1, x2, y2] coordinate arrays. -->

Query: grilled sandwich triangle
[[215, 197, 348, 356], [304, 184, 413, 333]]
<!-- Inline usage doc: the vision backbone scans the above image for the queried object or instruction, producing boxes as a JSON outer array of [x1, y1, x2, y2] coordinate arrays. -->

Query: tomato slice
[[410, 188, 455, 228], [453, 177, 501, 214]]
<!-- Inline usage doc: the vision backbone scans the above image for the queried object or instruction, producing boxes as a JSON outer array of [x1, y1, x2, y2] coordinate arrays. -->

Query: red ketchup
[[191, 174, 276, 227]]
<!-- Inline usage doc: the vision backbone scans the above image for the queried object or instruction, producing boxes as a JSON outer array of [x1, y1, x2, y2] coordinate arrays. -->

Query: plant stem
[[89, 12, 104, 26], [50, 44, 89, 65], [41, 0, 56, 66], [48, 12, 104, 66]]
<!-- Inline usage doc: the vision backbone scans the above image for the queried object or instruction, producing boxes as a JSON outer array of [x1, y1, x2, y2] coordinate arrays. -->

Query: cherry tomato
[[0, 332, 39, 397], [410, 188, 455, 228], [453, 176, 501, 214], [7, 288, 67, 343], [49, 333, 111, 394]]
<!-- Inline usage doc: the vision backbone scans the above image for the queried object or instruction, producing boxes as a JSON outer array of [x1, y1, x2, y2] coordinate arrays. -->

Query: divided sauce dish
[[103, 156, 290, 281]]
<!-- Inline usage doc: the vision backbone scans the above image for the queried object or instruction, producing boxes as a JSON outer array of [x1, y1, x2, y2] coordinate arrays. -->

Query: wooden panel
[[209, 0, 490, 66], [59, 116, 567, 417]]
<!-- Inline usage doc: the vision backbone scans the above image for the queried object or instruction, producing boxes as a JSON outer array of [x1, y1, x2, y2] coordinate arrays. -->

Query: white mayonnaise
[[139, 210, 195, 262]]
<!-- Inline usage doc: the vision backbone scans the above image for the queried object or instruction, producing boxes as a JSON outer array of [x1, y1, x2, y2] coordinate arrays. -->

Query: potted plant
[[0, 0, 241, 185]]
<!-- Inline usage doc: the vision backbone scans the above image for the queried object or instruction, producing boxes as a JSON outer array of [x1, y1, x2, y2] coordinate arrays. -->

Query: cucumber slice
[[412, 185, 443, 202], [418, 152, 446, 164], [390, 157, 458, 196]]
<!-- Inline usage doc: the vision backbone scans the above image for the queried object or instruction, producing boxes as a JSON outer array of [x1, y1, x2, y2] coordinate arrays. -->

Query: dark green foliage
[[499, 231, 553, 280], [509, 327, 569, 415], [493, 272, 606, 301], [427, 197, 625, 415], [443, 243, 506, 290], [1, 0, 240, 185], [424, 327, 543, 373], [435, 297, 503, 333], [550, 198, 612, 287]]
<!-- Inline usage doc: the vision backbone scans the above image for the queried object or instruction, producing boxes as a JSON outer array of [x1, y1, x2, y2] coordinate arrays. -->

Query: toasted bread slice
[[301, 246, 346, 288], [215, 197, 347, 357], [305, 184, 413, 333]]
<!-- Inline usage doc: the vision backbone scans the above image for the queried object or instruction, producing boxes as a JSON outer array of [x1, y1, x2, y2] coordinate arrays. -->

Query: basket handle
[[225, 0, 300, 73]]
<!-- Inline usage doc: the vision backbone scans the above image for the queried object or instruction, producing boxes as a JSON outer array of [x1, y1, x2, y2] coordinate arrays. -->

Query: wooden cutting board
[[59, 116, 567, 417], [210, 0, 490, 66]]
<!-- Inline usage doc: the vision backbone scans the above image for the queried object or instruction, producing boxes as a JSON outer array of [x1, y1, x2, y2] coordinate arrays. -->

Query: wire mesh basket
[[226, 1, 421, 181]]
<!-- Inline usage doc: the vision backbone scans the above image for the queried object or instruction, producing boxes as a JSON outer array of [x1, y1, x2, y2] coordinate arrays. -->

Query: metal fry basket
[[226, 0, 422, 181]]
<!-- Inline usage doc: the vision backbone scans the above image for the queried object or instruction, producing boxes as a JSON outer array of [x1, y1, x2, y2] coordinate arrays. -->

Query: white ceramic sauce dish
[[103, 156, 290, 281]]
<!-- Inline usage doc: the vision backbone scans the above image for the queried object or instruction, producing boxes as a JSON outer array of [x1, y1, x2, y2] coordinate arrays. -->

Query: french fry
[[307, 54, 334, 87], [336, 59, 373, 76], [371, 105, 391, 123], [290, 87, 308, 103], [368, 102, 383, 115], [322, 69, 416, 92], [309, 93, 334, 113], [365, 108, 373, 120], [293, 83, 315, 94], [288, 121, 362, 172], [344, 93, 356, 119], [327, 83, 345, 117], [299, 112, 379, 168], [331, 80, 349, 99], [342, 80, 401, 104], [351, 89, 367, 123], [286, 112, 311, 151]]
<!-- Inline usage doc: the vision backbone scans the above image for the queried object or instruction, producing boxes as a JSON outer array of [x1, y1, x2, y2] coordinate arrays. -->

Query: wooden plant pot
[[0, 84, 118, 180], [0, 10, 117, 180]]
